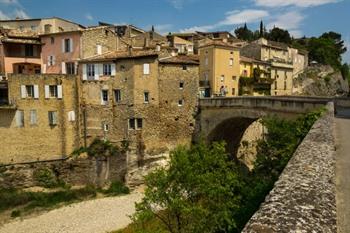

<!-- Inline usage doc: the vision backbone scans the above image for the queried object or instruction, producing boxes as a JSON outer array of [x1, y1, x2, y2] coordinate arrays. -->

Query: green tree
[[234, 23, 254, 41], [266, 27, 292, 44], [132, 142, 242, 233]]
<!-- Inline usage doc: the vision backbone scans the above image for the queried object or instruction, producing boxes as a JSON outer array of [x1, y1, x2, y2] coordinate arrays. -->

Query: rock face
[[293, 65, 349, 96], [236, 120, 264, 170]]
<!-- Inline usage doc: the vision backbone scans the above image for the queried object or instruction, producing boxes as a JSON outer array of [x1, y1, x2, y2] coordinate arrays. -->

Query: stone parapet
[[242, 102, 336, 232]]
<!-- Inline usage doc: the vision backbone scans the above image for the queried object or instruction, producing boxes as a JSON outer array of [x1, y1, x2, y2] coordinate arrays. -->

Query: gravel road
[[0, 192, 143, 233]]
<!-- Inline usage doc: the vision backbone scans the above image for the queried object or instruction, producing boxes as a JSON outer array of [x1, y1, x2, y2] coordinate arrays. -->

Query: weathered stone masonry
[[243, 103, 336, 233]]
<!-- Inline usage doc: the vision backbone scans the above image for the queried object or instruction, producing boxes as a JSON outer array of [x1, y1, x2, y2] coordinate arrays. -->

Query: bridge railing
[[199, 96, 335, 113]]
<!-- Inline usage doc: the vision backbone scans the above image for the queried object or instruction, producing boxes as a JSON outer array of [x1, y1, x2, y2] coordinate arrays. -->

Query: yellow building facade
[[199, 41, 240, 97]]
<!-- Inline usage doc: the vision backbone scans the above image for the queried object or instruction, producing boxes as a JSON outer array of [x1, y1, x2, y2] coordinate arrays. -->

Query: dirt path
[[335, 117, 350, 233], [0, 192, 143, 233]]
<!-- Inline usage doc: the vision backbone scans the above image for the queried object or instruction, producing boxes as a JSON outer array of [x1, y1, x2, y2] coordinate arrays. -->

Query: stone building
[[78, 49, 199, 151], [40, 26, 119, 75], [198, 40, 240, 97], [0, 30, 42, 78], [0, 17, 85, 35], [239, 56, 272, 96], [0, 74, 79, 164], [167, 35, 194, 54], [241, 38, 294, 95]]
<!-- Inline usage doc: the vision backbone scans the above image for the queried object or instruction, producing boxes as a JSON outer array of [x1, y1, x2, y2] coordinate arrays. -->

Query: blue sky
[[0, 0, 349, 62]]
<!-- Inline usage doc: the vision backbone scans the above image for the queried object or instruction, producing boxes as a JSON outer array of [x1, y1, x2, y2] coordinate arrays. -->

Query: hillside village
[[0, 17, 313, 164]]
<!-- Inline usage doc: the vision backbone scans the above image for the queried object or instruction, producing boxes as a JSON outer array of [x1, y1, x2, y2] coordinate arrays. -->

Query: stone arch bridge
[[195, 96, 346, 156]]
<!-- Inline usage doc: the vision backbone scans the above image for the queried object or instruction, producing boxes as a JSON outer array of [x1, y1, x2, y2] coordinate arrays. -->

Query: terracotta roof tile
[[80, 49, 159, 62], [159, 55, 199, 65]]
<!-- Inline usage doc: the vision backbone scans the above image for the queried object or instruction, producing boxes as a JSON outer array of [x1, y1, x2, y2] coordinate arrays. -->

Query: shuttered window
[[30, 109, 37, 125], [48, 111, 58, 125], [143, 63, 150, 75], [16, 110, 24, 127]]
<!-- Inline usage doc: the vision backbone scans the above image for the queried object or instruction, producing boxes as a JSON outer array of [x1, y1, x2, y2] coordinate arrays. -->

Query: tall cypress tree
[[259, 20, 264, 38]]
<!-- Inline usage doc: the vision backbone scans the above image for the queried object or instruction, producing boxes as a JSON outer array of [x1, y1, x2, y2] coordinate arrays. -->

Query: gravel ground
[[0, 192, 143, 233]]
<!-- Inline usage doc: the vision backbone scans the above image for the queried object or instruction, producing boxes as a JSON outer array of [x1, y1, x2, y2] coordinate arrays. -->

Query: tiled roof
[[159, 55, 199, 65], [199, 40, 239, 48], [80, 49, 159, 62]]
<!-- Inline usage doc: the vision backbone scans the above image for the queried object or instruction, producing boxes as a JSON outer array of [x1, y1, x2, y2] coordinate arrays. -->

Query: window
[[101, 90, 109, 105], [49, 85, 58, 98], [87, 64, 95, 79], [182, 65, 187, 70], [50, 37, 55, 44], [64, 38, 71, 53], [120, 65, 125, 71], [129, 118, 143, 130], [31, 25, 37, 31], [178, 99, 184, 106], [114, 89, 121, 103], [220, 75, 225, 82], [232, 88, 235, 95], [26, 85, 34, 98], [232, 76, 237, 81], [205, 57, 208, 66], [103, 64, 112, 76], [179, 81, 184, 89], [229, 58, 233, 66], [284, 81, 287, 90], [275, 81, 277, 90], [25, 45, 34, 57], [136, 118, 143, 129], [30, 110, 37, 125], [103, 123, 109, 132], [44, 24, 52, 33], [16, 110, 24, 127], [48, 111, 58, 126], [129, 118, 135, 130], [48, 55, 55, 66], [66, 62, 75, 75], [144, 91, 149, 103], [143, 63, 150, 75], [284, 71, 287, 79]]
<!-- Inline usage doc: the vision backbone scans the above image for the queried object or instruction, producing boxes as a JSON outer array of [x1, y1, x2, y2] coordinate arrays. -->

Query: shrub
[[33, 168, 58, 188], [10, 210, 21, 218], [102, 181, 130, 196]]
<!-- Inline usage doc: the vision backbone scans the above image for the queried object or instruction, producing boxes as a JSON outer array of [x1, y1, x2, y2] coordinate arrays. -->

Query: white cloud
[[85, 13, 93, 21], [219, 9, 269, 25], [267, 11, 304, 31], [254, 0, 341, 8], [168, 0, 184, 9], [0, 10, 10, 20], [13, 9, 28, 19], [153, 24, 173, 35], [180, 9, 268, 33], [180, 24, 217, 33], [0, 0, 18, 5]]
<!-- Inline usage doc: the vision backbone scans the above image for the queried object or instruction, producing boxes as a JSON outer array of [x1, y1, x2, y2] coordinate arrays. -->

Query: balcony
[[199, 80, 210, 87]]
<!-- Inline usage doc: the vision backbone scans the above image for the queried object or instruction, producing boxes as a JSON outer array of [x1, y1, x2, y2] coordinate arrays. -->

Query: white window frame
[[178, 99, 184, 107], [103, 64, 112, 76], [144, 91, 149, 103], [101, 89, 109, 105], [229, 58, 233, 66]]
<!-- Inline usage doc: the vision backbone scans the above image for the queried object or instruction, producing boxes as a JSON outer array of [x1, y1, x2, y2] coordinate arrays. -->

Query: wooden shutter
[[34, 85, 39, 99], [82, 64, 87, 80], [143, 63, 150, 74], [57, 85, 63, 99], [44, 85, 49, 99], [47, 56, 51, 66], [68, 111, 75, 121], [52, 55, 56, 65], [111, 64, 116, 76], [94, 64, 100, 80], [61, 62, 66, 74], [20, 85, 26, 98]]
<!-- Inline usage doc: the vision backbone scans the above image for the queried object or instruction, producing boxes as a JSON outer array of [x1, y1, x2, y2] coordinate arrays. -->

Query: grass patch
[[100, 181, 130, 196]]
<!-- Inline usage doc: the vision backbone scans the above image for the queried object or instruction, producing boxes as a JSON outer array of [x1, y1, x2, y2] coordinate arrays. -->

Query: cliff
[[293, 65, 349, 97]]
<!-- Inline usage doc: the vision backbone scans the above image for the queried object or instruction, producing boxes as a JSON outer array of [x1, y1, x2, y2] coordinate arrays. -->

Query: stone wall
[[0, 153, 127, 189], [242, 102, 336, 232], [0, 74, 80, 164]]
